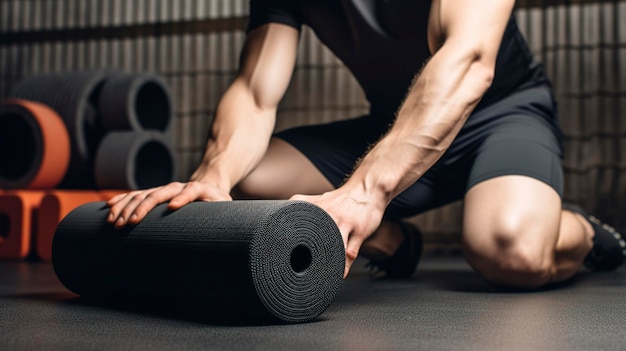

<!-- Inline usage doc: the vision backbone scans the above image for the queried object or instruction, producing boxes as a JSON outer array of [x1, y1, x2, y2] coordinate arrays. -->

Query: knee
[[464, 224, 555, 290]]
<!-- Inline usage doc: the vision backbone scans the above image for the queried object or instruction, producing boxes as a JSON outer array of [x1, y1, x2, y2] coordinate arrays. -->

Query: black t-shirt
[[248, 0, 548, 118]]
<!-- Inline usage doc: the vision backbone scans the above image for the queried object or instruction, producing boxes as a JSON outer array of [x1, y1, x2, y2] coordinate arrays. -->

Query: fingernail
[[107, 213, 114, 223], [130, 214, 138, 222], [115, 217, 124, 227]]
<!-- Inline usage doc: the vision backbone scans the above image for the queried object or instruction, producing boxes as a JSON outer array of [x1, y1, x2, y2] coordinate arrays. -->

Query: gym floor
[[1, 255, 625, 351]]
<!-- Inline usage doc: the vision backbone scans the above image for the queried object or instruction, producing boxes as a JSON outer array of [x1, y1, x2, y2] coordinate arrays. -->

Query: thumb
[[289, 194, 309, 202], [343, 234, 365, 278]]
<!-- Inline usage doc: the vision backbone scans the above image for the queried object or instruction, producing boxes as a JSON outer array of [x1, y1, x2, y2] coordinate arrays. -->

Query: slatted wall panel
[[0, 0, 624, 251], [516, 0, 626, 237], [0, 0, 253, 179]]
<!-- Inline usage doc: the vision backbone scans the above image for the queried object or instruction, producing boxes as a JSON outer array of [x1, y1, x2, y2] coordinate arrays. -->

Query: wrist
[[341, 174, 391, 215], [346, 142, 405, 207], [190, 161, 233, 192]]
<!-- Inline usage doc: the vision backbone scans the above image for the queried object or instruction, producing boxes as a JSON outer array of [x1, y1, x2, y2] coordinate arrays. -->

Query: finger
[[290, 194, 306, 201], [106, 191, 138, 207], [167, 182, 222, 209], [107, 191, 143, 224], [336, 224, 352, 278], [106, 192, 129, 206], [110, 193, 148, 228], [343, 234, 365, 279], [168, 190, 195, 209], [127, 183, 186, 224], [111, 183, 179, 227]]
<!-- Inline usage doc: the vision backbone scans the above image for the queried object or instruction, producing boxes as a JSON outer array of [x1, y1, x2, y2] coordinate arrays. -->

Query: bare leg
[[462, 175, 593, 289], [233, 137, 334, 199]]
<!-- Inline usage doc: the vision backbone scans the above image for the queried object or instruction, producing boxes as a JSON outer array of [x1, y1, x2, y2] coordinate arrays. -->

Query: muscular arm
[[190, 23, 300, 191], [294, 0, 516, 276], [348, 0, 515, 208], [108, 23, 299, 227]]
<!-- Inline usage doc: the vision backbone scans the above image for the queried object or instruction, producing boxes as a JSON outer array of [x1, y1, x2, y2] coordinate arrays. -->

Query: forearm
[[191, 79, 277, 191], [189, 24, 298, 192], [344, 43, 494, 208]]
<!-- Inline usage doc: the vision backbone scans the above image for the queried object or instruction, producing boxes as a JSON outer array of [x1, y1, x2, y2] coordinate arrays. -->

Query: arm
[[108, 23, 299, 228], [293, 0, 515, 277], [189, 23, 299, 193]]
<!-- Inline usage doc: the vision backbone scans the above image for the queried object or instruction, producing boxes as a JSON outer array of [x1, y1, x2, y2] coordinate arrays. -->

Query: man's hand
[[291, 185, 387, 278], [107, 181, 232, 229]]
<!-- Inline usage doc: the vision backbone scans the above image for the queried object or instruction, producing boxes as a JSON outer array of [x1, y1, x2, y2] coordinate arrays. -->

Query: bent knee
[[464, 230, 555, 290]]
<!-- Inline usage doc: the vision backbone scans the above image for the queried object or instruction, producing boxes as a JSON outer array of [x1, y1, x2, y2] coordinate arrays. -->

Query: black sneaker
[[366, 222, 423, 279], [563, 203, 626, 271]]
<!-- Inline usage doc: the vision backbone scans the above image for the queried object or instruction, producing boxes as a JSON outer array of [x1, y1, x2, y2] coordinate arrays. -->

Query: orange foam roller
[[36, 190, 104, 261], [0, 99, 71, 189], [0, 190, 45, 259]]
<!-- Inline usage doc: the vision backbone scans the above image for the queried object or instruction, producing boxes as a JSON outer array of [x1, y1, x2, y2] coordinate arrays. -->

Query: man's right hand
[[106, 181, 232, 228]]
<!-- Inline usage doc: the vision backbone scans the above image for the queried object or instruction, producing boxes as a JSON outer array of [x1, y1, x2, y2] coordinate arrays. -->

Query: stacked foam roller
[[0, 70, 176, 261], [95, 72, 176, 189]]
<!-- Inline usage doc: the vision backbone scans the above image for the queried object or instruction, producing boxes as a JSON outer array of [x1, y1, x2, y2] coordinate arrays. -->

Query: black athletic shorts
[[275, 85, 564, 220]]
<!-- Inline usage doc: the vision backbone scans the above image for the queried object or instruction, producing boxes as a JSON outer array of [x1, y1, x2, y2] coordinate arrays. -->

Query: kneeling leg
[[462, 175, 593, 290]]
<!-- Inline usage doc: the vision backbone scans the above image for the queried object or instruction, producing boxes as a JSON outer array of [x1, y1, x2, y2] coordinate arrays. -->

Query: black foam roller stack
[[52, 200, 345, 323], [9, 71, 114, 188]]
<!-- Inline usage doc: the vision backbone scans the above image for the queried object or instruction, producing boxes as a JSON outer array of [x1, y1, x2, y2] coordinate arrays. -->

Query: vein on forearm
[[347, 44, 494, 205]]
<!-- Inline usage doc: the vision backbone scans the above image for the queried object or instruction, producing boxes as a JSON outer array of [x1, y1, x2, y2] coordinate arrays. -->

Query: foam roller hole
[[0, 213, 10, 240], [135, 141, 174, 189], [135, 82, 170, 131], [0, 114, 36, 181], [290, 244, 313, 274]]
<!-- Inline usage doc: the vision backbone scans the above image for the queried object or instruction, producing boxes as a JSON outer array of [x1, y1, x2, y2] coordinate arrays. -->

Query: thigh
[[234, 137, 334, 199], [237, 114, 396, 199], [275, 115, 390, 188]]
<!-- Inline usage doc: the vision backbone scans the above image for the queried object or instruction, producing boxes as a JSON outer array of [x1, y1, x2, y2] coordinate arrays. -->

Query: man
[[107, 0, 625, 289]]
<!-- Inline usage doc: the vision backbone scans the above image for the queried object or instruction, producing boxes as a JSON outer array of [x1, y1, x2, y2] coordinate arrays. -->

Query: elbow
[[463, 52, 496, 105], [474, 44, 496, 85], [469, 45, 495, 88], [474, 59, 495, 92]]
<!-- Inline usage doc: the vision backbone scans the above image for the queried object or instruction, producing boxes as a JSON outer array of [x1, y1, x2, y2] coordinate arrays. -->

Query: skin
[[108, 0, 593, 288]]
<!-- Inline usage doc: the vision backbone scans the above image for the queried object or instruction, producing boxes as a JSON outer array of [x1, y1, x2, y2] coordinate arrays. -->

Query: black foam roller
[[9, 70, 115, 188], [98, 73, 173, 133], [52, 200, 345, 323], [94, 131, 177, 190]]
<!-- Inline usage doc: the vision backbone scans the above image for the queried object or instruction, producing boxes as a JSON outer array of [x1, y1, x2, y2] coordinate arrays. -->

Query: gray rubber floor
[[1, 255, 625, 351]]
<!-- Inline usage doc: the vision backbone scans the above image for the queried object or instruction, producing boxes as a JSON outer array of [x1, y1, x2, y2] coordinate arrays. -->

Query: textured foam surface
[[52, 200, 345, 323]]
